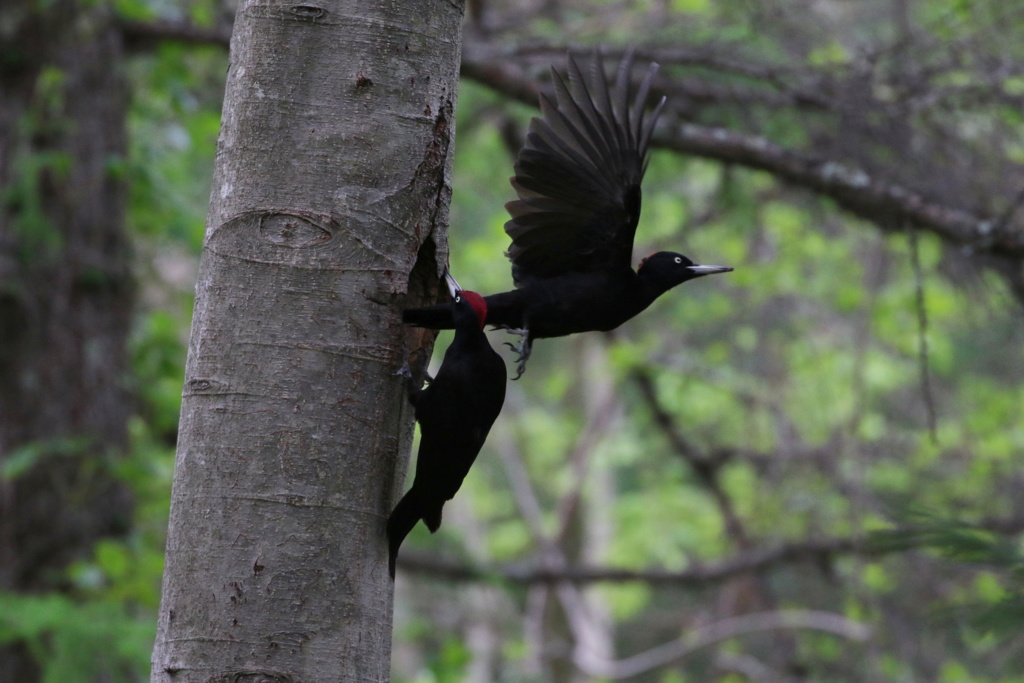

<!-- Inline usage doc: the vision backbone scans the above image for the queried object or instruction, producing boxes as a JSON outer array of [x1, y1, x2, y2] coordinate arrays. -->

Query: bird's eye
[[455, 295, 462, 303], [674, 256, 682, 264]]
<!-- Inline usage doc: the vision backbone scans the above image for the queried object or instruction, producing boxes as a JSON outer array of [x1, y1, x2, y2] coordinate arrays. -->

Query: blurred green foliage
[[0, 593, 153, 683], [0, 0, 218, 678]]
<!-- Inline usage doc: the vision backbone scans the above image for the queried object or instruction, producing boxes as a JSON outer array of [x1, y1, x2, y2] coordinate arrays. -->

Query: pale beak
[[443, 271, 462, 298], [687, 264, 733, 276]]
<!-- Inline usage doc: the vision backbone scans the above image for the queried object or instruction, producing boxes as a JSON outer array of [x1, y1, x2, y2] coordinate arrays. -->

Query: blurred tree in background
[[2, 0, 1024, 681], [1, 0, 138, 679]]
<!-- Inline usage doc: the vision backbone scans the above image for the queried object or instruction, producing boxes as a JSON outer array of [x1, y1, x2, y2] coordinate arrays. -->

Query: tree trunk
[[0, 0, 134, 679], [150, 0, 464, 680]]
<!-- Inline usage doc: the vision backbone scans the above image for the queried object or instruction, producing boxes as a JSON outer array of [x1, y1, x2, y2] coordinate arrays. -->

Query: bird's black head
[[444, 271, 488, 330], [451, 290, 488, 330], [637, 251, 733, 291]]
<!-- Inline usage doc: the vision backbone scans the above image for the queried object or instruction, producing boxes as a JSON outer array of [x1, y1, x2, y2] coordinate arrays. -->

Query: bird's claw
[[512, 360, 527, 381], [394, 361, 414, 379], [499, 328, 532, 381], [396, 347, 433, 384]]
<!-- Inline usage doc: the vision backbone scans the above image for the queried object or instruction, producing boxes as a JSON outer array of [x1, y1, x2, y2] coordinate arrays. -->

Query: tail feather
[[423, 501, 444, 533], [402, 304, 455, 329], [386, 487, 448, 579], [387, 490, 423, 579]]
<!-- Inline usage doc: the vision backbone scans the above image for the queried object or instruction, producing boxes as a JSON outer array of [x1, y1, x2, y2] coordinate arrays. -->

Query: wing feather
[[504, 52, 666, 284]]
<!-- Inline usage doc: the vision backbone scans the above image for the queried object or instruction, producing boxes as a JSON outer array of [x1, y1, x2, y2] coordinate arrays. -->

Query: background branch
[[397, 513, 1024, 585], [577, 610, 870, 679], [112, 20, 1024, 266]]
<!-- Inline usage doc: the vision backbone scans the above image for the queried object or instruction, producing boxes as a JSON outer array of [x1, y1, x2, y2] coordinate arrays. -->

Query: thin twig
[[495, 423, 610, 665], [906, 222, 938, 443], [117, 18, 231, 49], [993, 184, 1024, 235], [631, 367, 751, 547], [576, 610, 870, 679]]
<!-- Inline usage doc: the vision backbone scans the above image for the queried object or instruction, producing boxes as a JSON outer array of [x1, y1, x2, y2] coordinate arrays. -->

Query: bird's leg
[[395, 347, 432, 391], [499, 327, 532, 380], [412, 346, 433, 384], [394, 358, 417, 402]]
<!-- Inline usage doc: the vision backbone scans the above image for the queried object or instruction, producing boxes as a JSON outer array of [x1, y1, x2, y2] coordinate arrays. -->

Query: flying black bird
[[403, 53, 732, 377], [388, 272, 506, 578]]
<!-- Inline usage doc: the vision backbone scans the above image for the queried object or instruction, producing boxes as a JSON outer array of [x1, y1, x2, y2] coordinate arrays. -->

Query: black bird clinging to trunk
[[388, 272, 506, 579], [403, 53, 732, 378]]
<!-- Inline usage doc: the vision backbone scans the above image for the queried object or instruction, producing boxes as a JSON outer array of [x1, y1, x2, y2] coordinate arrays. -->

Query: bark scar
[[289, 4, 325, 20], [410, 95, 454, 256]]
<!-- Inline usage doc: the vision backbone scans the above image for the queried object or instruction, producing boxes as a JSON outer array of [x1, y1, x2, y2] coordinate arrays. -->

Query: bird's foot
[[395, 347, 433, 384], [499, 328, 533, 381]]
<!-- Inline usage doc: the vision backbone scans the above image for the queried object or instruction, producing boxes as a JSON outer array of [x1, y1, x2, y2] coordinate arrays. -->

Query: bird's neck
[[635, 270, 671, 305], [449, 326, 489, 354]]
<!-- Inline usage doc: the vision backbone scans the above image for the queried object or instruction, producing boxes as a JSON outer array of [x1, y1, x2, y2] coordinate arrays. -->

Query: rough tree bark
[[150, 0, 464, 680], [0, 1, 134, 679]]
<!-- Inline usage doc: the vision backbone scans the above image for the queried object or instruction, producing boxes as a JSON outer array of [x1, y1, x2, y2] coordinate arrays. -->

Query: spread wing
[[504, 52, 666, 284]]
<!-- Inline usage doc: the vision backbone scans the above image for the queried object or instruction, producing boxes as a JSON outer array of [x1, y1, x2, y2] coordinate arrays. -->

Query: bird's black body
[[403, 53, 731, 376], [405, 254, 722, 337], [387, 283, 506, 578]]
